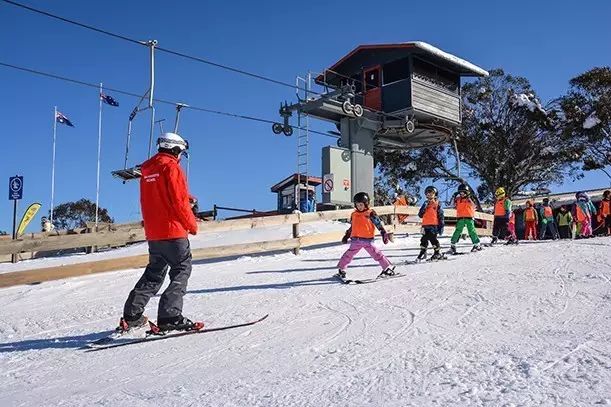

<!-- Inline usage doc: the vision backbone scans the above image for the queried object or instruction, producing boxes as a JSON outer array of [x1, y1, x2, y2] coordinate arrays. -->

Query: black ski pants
[[123, 238, 192, 321], [420, 227, 440, 249], [492, 217, 510, 240]]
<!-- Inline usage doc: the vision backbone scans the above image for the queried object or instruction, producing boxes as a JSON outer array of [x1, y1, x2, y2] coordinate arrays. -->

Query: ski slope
[[1, 226, 610, 407]]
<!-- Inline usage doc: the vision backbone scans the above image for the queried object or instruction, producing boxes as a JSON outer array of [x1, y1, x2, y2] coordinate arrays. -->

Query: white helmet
[[157, 132, 189, 152]]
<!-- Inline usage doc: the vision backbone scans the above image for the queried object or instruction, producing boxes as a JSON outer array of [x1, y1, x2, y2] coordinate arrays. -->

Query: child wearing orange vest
[[449, 184, 481, 254], [598, 190, 611, 236], [393, 192, 409, 224], [523, 200, 539, 240], [417, 186, 445, 260], [573, 192, 597, 238], [491, 187, 514, 244], [337, 192, 394, 278], [539, 197, 559, 240]]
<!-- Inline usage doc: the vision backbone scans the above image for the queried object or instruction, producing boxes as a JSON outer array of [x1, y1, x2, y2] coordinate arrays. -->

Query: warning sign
[[323, 173, 334, 193], [342, 179, 351, 190]]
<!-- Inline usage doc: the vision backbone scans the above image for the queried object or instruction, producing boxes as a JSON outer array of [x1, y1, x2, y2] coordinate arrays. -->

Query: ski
[[84, 314, 269, 351], [334, 273, 406, 285]]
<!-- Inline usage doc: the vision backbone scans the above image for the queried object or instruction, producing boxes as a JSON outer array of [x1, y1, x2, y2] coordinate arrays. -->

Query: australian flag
[[100, 93, 119, 107], [55, 111, 74, 127]]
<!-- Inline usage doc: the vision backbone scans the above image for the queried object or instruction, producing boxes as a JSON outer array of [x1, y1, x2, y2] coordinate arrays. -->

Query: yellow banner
[[17, 203, 42, 236]]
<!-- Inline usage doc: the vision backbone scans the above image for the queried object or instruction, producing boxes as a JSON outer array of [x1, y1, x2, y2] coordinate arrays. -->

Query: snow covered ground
[[1, 226, 610, 406]]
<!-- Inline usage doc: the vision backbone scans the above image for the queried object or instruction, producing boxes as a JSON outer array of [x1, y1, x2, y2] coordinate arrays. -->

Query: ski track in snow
[[0, 232, 610, 406]]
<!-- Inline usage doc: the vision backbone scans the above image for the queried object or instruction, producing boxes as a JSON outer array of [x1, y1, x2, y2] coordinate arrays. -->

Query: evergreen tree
[[557, 67, 611, 178], [51, 199, 114, 230], [375, 69, 581, 203]]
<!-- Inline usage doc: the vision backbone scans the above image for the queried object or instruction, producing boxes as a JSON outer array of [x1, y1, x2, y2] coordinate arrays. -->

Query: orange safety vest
[[421, 200, 439, 226], [394, 195, 409, 222], [601, 200, 611, 216], [494, 199, 507, 216], [524, 207, 537, 222], [351, 209, 375, 239], [575, 204, 587, 222], [455, 196, 475, 218], [543, 206, 553, 218]]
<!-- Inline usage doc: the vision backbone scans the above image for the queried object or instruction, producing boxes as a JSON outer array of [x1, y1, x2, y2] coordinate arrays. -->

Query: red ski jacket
[[140, 152, 198, 240]]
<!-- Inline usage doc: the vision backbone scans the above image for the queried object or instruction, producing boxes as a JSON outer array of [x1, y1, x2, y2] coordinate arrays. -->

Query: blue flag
[[56, 111, 74, 127], [100, 93, 119, 107]]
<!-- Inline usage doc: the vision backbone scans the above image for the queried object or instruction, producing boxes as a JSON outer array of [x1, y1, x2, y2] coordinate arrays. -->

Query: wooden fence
[[0, 206, 494, 288]]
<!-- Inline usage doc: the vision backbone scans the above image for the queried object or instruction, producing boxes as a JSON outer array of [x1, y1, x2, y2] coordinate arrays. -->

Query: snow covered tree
[[557, 67, 611, 178], [375, 69, 581, 203], [51, 199, 114, 230]]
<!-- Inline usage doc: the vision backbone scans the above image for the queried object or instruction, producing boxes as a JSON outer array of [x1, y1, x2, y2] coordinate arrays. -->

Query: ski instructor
[[119, 132, 199, 333]]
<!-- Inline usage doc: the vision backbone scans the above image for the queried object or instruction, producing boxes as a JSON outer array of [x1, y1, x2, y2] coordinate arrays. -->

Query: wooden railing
[[0, 206, 494, 287]]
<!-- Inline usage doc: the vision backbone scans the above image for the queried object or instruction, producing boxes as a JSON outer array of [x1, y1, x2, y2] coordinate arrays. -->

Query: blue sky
[[1, 0, 610, 233]]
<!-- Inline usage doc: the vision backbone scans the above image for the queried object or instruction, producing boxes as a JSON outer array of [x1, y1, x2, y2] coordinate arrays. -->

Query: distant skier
[[393, 190, 409, 224], [337, 192, 394, 279], [491, 187, 515, 244], [556, 205, 573, 239], [597, 190, 610, 236], [573, 192, 596, 238], [448, 184, 481, 254], [120, 132, 200, 334], [417, 186, 445, 260], [539, 197, 559, 240], [523, 200, 538, 240]]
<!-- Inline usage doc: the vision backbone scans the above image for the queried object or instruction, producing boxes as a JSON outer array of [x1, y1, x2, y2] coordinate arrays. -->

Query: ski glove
[[381, 230, 391, 244], [341, 234, 350, 244]]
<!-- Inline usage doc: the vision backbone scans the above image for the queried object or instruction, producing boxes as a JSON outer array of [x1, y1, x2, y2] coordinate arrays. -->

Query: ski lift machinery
[[273, 42, 489, 205], [111, 40, 190, 182]]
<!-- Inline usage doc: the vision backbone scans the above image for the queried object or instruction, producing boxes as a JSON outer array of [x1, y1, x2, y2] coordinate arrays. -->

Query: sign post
[[9, 175, 23, 263]]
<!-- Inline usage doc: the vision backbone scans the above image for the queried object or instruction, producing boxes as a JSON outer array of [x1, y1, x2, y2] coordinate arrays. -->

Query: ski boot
[[429, 249, 445, 261], [379, 265, 397, 277], [490, 236, 498, 245], [154, 315, 202, 333], [471, 244, 482, 252], [337, 269, 347, 279], [416, 247, 427, 261], [447, 244, 458, 255], [117, 315, 148, 333]]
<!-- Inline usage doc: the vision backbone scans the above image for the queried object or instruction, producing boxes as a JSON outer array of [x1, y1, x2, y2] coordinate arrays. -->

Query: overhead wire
[[0, 61, 338, 139], [2, 0, 416, 125]]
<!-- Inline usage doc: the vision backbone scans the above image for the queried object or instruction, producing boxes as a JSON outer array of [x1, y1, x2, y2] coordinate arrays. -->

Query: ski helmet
[[525, 199, 532, 206], [604, 190, 610, 199], [495, 187, 506, 198], [353, 192, 370, 206], [157, 132, 189, 153], [542, 197, 549, 204], [424, 186, 438, 196], [457, 184, 469, 194]]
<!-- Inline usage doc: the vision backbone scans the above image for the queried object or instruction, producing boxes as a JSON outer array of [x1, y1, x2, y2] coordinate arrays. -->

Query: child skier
[[598, 190, 610, 236], [338, 192, 394, 278], [539, 198, 559, 240], [417, 186, 445, 260], [573, 192, 597, 238], [556, 206, 573, 239], [491, 187, 514, 244], [448, 184, 481, 254], [523, 200, 538, 240]]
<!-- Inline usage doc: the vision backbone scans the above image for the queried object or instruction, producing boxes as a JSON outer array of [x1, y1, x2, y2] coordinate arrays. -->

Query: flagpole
[[95, 83, 103, 230], [50, 106, 57, 225]]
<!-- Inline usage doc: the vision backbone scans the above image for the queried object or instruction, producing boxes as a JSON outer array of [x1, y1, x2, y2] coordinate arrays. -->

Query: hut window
[[365, 69, 380, 90], [413, 57, 459, 93], [383, 57, 410, 84]]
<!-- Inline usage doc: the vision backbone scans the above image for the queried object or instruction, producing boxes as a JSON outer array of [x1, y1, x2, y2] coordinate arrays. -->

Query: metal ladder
[[295, 73, 312, 210]]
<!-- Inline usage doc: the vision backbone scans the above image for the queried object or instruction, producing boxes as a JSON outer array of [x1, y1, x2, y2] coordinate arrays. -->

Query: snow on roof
[[583, 111, 601, 129], [410, 41, 489, 77]]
